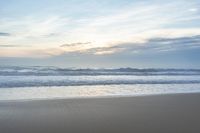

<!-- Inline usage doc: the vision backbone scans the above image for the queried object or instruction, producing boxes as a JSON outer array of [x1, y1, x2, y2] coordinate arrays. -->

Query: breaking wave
[[0, 66, 200, 88]]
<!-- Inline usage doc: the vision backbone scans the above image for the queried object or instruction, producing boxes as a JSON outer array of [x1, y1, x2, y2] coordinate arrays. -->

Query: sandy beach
[[0, 93, 200, 133]]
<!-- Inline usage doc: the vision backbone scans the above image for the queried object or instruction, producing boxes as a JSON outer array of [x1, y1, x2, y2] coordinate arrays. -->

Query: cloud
[[0, 44, 24, 47], [84, 46, 124, 55], [64, 1, 200, 46], [0, 47, 63, 58], [68, 35, 200, 55], [110, 35, 200, 54], [60, 42, 91, 47], [0, 0, 200, 58], [0, 16, 69, 49], [0, 32, 10, 36]]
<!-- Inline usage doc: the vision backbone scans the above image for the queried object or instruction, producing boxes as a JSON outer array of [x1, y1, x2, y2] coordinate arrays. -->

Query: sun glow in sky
[[0, 0, 200, 68]]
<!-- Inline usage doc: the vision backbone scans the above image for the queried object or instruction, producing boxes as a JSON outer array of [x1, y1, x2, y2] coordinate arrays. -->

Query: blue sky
[[0, 0, 200, 68]]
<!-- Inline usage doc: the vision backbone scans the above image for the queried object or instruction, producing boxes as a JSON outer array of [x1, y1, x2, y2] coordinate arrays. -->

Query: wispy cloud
[[0, 32, 10, 36], [106, 35, 200, 54], [0, 0, 200, 57], [84, 46, 124, 55], [0, 44, 27, 47], [0, 16, 69, 49], [64, 1, 200, 45], [60, 42, 91, 47], [0, 47, 63, 58]]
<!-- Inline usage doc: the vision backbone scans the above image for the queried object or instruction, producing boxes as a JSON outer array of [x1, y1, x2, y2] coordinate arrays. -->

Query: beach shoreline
[[1, 93, 200, 133]]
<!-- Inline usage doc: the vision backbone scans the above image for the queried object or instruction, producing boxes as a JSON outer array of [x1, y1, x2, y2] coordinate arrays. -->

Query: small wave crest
[[0, 75, 200, 88], [0, 66, 200, 76]]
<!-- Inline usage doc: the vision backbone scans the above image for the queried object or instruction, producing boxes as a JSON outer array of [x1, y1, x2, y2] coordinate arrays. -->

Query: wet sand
[[0, 93, 200, 133]]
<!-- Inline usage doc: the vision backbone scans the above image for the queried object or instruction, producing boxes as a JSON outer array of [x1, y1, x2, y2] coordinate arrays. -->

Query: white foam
[[0, 84, 200, 101]]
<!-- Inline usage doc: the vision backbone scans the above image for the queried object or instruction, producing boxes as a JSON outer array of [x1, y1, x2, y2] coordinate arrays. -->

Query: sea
[[0, 66, 200, 100]]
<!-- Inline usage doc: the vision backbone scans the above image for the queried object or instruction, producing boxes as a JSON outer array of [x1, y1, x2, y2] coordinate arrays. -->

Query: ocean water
[[0, 66, 200, 100]]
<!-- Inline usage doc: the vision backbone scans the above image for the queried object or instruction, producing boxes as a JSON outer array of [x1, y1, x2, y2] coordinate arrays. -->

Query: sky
[[0, 0, 200, 68]]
